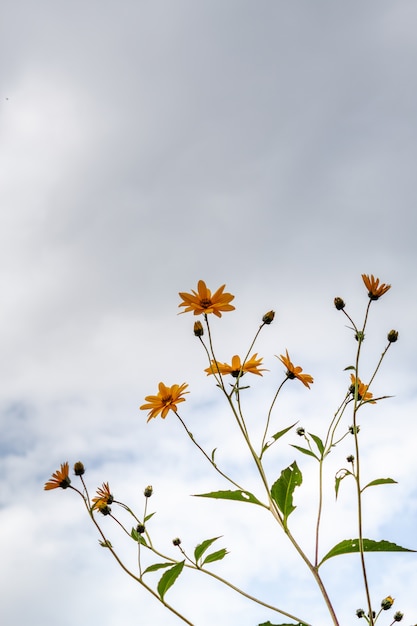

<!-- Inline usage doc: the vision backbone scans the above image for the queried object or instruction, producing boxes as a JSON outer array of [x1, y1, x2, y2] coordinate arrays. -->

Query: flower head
[[92, 482, 114, 510], [178, 280, 235, 317], [362, 274, 391, 300], [140, 382, 189, 422], [205, 354, 266, 377], [350, 374, 376, 404], [44, 462, 71, 490], [277, 350, 313, 388], [381, 596, 395, 610]]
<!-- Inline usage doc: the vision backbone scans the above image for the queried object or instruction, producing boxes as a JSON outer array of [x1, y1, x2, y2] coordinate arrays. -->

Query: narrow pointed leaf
[[335, 469, 351, 500], [202, 548, 228, 565], [270, 461, 302, 525], [290, 444, 319, 460], [361, 477, 397, 492], [142, 562, 173, 575], [194, 489, 264, 506], [144, 512, 155, 522], [157, 561, 185, 600], [258, 622, 309, 626], [262, 422, 298, 454], [194, 536, 221, 563], [211, 447, 217, 462], [319, 538, 416, 567], [309, 433, 325, 456]]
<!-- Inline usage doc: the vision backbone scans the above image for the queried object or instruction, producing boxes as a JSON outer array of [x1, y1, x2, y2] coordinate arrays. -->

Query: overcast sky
[[1, 1, 417, 625]]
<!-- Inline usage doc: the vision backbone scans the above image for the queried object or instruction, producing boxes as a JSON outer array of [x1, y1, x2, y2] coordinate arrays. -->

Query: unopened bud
[[144, 485, 153, 498], [296, 427, 305, 436], [193, 321, 204, 337], [393, 612, 403, 622], [262, 310, 275, 324], [346, 455, 354, 463], [136, 523, 146, 534], [356, 609, 365, 618], [334, 297, 345, 310], [172, 537, 181, 546], [73, 461, 85, 476], [387, 329, 398, 343], [381, 596, 394, 610]]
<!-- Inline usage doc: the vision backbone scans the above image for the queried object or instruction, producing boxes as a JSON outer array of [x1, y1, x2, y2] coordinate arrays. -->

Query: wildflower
[[178, 280, 235, 317], [387, 329, 398, 343], [73, 461, 85, 476], [205, 354, 266, 377], [262, 310, 275, 324], [92, 482, 114, 510], [350, 374, 376, 404], [381, 596, 394, 610], [193, 321, 204, 337], [140, 382, 189, 422], [44, 462, 71, 490], [361, 274, 391, 300], [144, 485, 153, 498], [277, 350, 314, 388], [334, 297, 345, 310]]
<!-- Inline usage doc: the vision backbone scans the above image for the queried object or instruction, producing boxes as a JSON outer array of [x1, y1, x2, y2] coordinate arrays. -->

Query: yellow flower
[[350, 374, 376, 403], [92, 482, 114, 510], [205, 354, 266, 377], [178, 280, 235, 317], [140, 382, 189, 422], [361, 274, 391, 300], [44, 462, 71, 490], [277, 350, 314, 388]]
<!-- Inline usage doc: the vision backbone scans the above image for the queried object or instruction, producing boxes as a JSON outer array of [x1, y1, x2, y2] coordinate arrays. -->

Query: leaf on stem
[[361, 477, 397, 492], [335, 469, 352, 500], [270, 461, 302, 526], [309, 433, 325, 456], [258, 622, 309, 626], [193, 489, 264, 506], [201, 548, 228, 565], [290, 444, 319, 460], [261, 422, 298, 455], [157, 560, 185, 600], [143, 562, 175, 575], [194, 536, 222, 563], [319, 538, 416, 567]]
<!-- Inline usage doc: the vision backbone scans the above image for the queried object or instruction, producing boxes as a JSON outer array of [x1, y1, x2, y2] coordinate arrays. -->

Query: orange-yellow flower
[[140, 382, 189, 422], [44, 462, 71, 490], [277, 350, 314, 389], [361, 274, 391, 300], [350, 374, 376, 404], [178, 280, 235, 317], [205, 353, 266, 377], [92, 482, 114, 510]]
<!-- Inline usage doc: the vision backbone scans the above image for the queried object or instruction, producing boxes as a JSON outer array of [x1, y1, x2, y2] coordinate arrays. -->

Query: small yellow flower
[[178, 280, 235, 317], [140, 382, 189, 422], [361, 274, 391, 300], [205, 354, 266, 377], [277, 350, 313, 388], [92, 482, 114, 510], [350, 374, 376, 404], [44, 462, 71, 490]]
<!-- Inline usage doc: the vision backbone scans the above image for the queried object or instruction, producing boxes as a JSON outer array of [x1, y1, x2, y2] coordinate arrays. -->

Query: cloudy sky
[[1, 1, 417, 624]]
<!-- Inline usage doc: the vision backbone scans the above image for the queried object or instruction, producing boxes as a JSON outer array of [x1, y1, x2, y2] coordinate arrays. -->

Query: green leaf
[[157, 560, 185, 600], [142, 562, 173, 575], [202, 548, 228, 565], [261, 422, 298, 454], [319, 538, 416, 567], [144, 512, 155, 522], [194, 489, 264, 506], [309, 433, 325, 456], [290, 444, 319, 460], [194, 536, 222, 563], [361, 477, 397, 492], [344, 365, 356, 371], [211, 447, 217, 462], [335, 469, 352, 500], [270, 461, 302, 526], [258, 622, 308, 626], [131, 527, 147, 545]]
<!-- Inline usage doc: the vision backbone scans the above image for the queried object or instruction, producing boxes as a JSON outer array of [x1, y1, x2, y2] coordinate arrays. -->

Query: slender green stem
[[260, 378, 287, 457]]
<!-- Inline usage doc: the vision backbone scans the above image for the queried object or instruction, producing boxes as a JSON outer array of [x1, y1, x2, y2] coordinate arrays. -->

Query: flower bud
[[136, 523, 146, 534], [99, 505, 112, 516], [356, 609, 365, 618], [262, 310, 275, 324], [393, 612, 403, 621], [334, 297, 345, 310], [172, 537, 181, 546], [144, 485, 153, 498], [193, 321, 204, 337], [73, 461, 85, 476], [349, 425, 360, 435], [296, 427, 305, 436], [387, 329, 398, 343], [381, 596, 394, 610], [346, 455, 354, 463]]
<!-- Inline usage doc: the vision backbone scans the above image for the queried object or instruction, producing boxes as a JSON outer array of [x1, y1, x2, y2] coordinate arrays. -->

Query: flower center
[[200, 298, 212, 309]]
